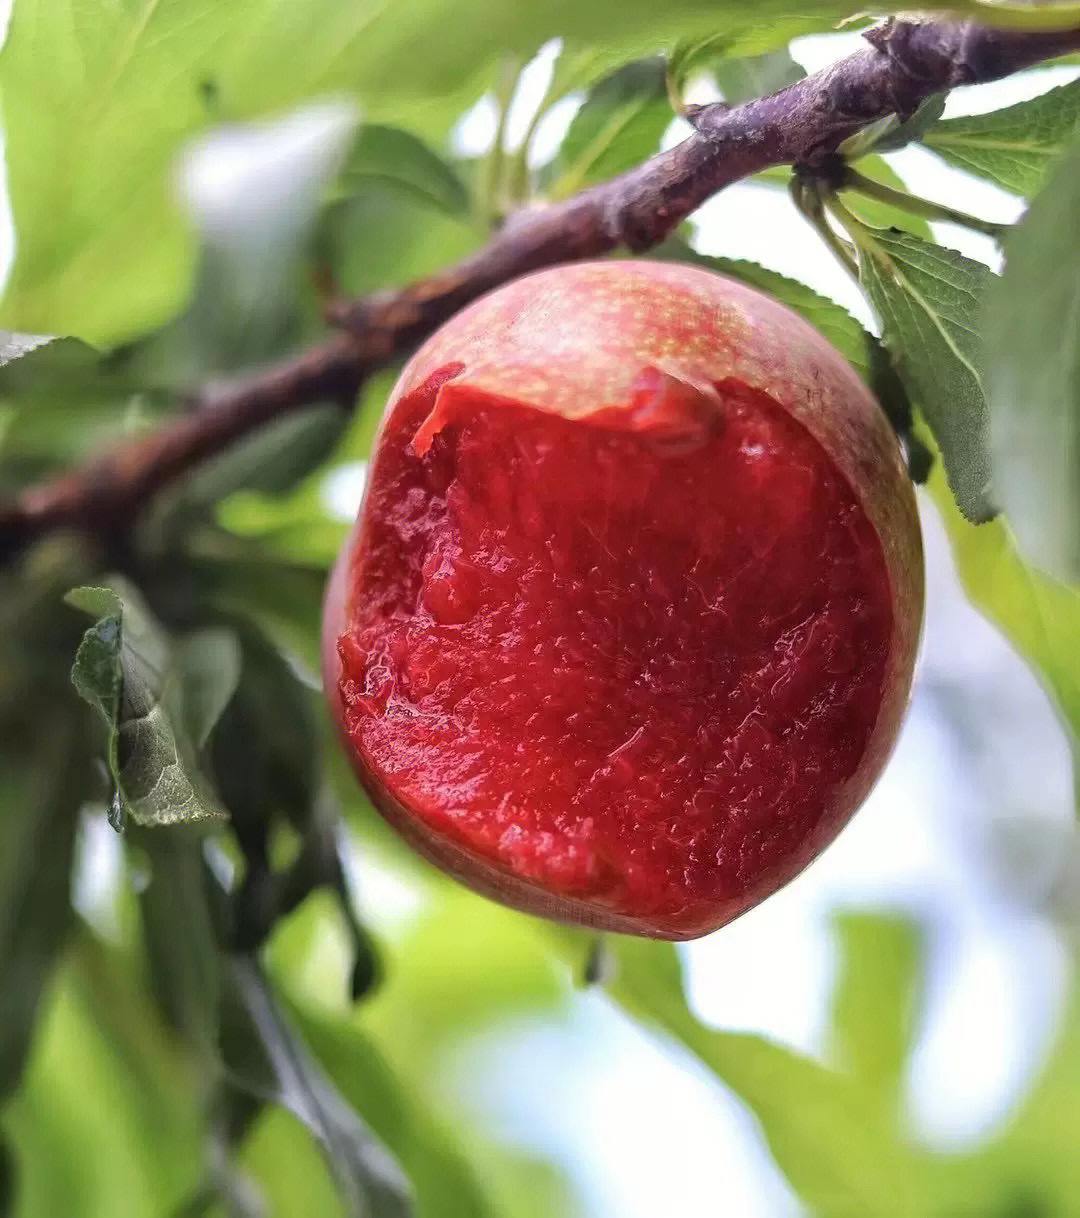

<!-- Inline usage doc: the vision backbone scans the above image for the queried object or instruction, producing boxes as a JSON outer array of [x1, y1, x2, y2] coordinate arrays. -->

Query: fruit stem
[[827, 192, 874, 245], [790, 174, 860, 281], [841, 167, 1008, 240]]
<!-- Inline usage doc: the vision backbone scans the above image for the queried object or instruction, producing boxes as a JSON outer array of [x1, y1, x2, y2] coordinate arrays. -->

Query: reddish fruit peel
[[324, 261, 923, 939]]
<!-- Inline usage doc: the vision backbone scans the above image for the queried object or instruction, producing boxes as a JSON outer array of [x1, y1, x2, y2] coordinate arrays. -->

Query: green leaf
[[339, 126, 470, 215], [274, 884, 580, 1217], [67, 582, 235, 827], [0, 1, 473, 346], [134, 103, 359, 385], [748, 157, 935, 240], [853, 226, 995, 521], [227, 1104, 349, 1218], [135, 828, 223, 1065], [187, 550, 328, 677], [211, 625, 320, 844], [217, 479, 350, 568], [293, 1005, 496, 1218], [924, 77, 1080, 196], [178, 631, 244, 750], [981, 137, 1080, 583], [826, 912, 924, 1104], [152, 406, 349, 535], [0, 333, 54, 368], [548, 58, 672, 196], [548, 931, 925, 1215], [7, 2, 1071, 346], [839, 157, 935, 241], [0, 0, 765, 344], [0, 335, 170, 480], [318, 184, 480, 300], [0, 703, 88, 1101], [926, 452, 1080, 783], [676, 251, 877, 379], [840, 94, 947, 159], [964, 953, 1080, 1211], [2, 935, 208, 1218], [69, 614, 124, 728], [870, 93, 948, 153], [712, 48, 804, 104], [222, 957, 413, 1218]]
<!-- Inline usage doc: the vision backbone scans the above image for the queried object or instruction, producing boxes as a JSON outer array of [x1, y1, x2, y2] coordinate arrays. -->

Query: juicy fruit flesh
[[339, 373, 894, 937]]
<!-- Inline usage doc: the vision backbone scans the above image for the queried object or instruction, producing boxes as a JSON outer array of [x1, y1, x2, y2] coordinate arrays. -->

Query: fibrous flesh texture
[[337, 367, 893, 938]]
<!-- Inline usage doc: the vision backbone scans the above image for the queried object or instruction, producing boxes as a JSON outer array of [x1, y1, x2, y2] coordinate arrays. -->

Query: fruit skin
[[323, 260, 923, 939]]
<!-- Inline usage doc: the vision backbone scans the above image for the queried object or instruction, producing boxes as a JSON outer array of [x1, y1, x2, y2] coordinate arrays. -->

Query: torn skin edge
[[410, 362, 730, 459]]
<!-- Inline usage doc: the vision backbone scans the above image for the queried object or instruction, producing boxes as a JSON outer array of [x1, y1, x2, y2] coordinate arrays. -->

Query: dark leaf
[[178, 632, 245, 750], [212, 626, 320, 841], [293, 1004, 496, 1218], [151, 406, 349, 534], [0, 1135, 13, 1215], [317, 185, 480, 300], [0, 702, 87, 1100], [67, 582, 237, 827], [0, 563, 94, 1103], [188, 550, 328, 678], [222, 957, 413, 1218], [135, 828, 223, 1065]]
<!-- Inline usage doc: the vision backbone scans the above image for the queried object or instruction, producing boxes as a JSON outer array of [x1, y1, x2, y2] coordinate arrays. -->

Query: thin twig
[[3, 15, 1079, 556], [791, 175, 861, 281]]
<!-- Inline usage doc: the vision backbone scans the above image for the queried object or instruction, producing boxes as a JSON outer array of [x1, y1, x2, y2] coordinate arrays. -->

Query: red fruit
[[323, 260, 923, 940]]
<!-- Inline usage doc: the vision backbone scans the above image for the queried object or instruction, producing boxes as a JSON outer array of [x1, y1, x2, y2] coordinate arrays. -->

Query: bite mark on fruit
[[338, 369, 894, 937]]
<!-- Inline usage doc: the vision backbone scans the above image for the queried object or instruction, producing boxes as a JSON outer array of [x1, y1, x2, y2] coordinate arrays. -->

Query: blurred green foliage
[[2, 3, 1080, 1216]]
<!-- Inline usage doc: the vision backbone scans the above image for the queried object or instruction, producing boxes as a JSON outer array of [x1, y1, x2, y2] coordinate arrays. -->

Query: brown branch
[[3, 15, 1079, 556]]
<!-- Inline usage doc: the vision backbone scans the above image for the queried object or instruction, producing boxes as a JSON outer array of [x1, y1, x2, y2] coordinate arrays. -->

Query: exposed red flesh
[[338, 371, 893, 937]]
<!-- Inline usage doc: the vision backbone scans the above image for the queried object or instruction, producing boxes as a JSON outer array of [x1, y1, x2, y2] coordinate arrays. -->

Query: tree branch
[[3, 15, 1079, 555]]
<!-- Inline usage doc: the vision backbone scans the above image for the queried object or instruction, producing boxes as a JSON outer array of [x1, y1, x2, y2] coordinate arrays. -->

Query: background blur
[[2, 13, 1079, 1218]]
